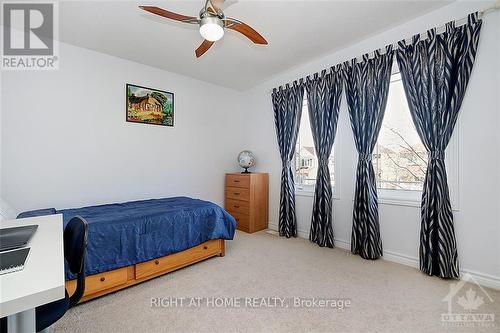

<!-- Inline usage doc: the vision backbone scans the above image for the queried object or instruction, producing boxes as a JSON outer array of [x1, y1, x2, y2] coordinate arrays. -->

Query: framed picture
[[126, 84, 174, 126]]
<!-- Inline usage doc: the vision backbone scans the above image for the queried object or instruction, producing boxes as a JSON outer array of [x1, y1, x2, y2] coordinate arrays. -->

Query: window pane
[[374, 73, 427, 191], [295, 98, 335, 187]]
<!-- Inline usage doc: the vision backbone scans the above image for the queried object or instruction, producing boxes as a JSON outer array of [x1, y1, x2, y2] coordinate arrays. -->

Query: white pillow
[[0, 198, 17, 221]]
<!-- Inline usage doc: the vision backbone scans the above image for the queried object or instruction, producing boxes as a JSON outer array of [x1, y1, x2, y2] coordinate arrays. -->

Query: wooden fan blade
[[139, 6, 198, 23], [224, 19, 268, 45], [212, 0, 238, 10], [206, 6, 217, 15], [195, 40, 215, 58], [211, 0, 225, 6]]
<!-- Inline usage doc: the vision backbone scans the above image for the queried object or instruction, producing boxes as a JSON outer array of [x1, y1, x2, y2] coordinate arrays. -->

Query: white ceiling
[[60, 1, 451, 90]]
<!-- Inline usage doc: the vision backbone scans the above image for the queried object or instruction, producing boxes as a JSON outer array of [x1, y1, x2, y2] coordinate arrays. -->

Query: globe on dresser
[[238, 150, 256, 174]]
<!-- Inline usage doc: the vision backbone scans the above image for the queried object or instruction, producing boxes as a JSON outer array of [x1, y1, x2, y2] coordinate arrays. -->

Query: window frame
[[294, 97, 341, 200]]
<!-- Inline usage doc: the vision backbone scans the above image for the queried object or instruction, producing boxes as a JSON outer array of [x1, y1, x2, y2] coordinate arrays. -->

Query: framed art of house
[[126, 84, 174, 126]]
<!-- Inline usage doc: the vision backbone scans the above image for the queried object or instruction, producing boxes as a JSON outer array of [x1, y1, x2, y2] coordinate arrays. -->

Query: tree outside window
[[374, 73, 427, 191]]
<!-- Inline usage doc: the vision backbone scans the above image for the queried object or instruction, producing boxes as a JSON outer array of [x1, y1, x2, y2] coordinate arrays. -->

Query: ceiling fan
[[139, 0, 268, 58]]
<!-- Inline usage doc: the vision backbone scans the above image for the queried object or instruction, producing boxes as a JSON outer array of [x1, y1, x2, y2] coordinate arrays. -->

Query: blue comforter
[[18, 197, 236, 279]]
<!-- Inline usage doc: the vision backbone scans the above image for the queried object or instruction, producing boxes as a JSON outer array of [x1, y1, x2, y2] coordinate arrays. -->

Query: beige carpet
[[54, 231, 499, 333]]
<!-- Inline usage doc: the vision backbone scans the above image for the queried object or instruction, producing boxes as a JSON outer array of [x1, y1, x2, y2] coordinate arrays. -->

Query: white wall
[[1, 42, 245, 213], [241, 1, 500, 287]]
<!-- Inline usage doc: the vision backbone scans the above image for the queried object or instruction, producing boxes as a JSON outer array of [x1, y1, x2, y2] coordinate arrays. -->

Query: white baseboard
[[460, 269, 500, 290], [267, 222, 500, 290]]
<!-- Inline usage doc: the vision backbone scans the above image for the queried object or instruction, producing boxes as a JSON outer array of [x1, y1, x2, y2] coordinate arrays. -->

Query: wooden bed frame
[[66, 239, 225, 303]]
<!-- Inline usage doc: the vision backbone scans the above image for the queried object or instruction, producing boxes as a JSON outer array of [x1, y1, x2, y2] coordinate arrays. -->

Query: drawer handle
[[155, 260, 160, 265], [234, 180, 240, 183], [234, 205, 240, 208], [234, 192, 240, 195], [203, 246, 208, 250], [100, 277, 106, 282]]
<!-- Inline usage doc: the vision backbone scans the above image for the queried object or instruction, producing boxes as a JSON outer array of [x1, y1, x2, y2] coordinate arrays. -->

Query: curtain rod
[[270, 1, 500, 93]]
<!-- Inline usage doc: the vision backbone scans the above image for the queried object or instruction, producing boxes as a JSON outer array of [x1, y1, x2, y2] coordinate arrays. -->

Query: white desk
[[0, 214, 65, 333]]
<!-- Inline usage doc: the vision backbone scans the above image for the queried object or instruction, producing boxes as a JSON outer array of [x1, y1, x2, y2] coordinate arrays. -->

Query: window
[[373, 70, 458, 209], [373, 73, 428, 193], [294, 97, 336, 193], [300, 157, 313, 168]]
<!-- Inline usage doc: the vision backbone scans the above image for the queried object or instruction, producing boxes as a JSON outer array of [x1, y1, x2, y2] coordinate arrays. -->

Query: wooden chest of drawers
[[225, 173, 269, 233]]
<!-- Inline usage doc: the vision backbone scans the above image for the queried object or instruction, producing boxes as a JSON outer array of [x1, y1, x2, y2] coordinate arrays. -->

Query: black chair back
[[64, 216, 88, 307]]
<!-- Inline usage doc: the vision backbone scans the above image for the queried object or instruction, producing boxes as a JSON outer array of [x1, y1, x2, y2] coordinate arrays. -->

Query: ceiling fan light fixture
[[199, 16, 224, 42]]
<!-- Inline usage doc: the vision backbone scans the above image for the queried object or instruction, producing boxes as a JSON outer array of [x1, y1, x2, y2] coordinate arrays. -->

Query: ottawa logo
[[441, 273, 495, 328]]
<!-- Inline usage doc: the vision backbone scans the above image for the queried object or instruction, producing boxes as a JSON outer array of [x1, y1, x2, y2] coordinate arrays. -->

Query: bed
[[18, 197, 236, 302]]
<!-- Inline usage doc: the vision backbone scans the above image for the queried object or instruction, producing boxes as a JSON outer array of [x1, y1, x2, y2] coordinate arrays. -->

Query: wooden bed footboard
[[66, 239, 225, 303]]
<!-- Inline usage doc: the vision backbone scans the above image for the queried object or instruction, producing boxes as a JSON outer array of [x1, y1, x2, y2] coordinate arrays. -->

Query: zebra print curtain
[[305, 66, 343, 247], [272, 82, 305, 238], [343, 47, 394, 259], [396, 13, 482, 278]]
